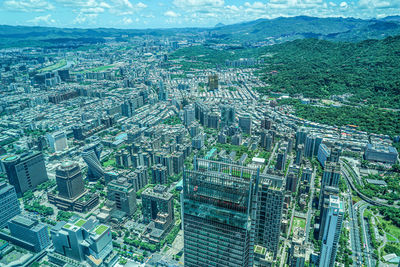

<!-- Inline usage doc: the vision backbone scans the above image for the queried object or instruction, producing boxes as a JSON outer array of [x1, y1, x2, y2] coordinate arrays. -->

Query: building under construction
[[208, 74, 219, 91]]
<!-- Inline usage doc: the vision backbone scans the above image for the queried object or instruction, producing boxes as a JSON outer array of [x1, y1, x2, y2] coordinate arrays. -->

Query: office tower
[[256, 173, 285, 258], [142, 185, 174, 226], [56, 162, 85, 199], [8, 215, 51, 252], [47, 131, 68, 152], [319, 195, 344, 267], [82, 142, 104, 181], [321, 162, 341, 189], [0, 183, 21, 228], [318, 186, 340, 240], [182, 158, 260, 267], [208, 74, 219, 90], [51, 217, 114, 265], [1, 153, 49, 196], [108, 177, 137, 216], [49, 162, 99, 212], [184, 105, 195, 126], [239, 114, 252, 135], [152, 164, 167, 184], [220, 104, 235, 126]]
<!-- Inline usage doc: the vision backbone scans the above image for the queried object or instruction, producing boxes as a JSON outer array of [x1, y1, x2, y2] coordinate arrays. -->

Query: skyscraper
[[182, 158, 259, 267], [319, 195, 344, 267], [1, 153, 49, 196], [82, 142, 104, 181], [0, 182, 21, 228], [55, 161, 85, 199]]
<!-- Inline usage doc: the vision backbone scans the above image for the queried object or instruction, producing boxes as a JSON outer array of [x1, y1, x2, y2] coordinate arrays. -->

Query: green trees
[[278, 98, 400, 136], [262, 36, 400, 109]]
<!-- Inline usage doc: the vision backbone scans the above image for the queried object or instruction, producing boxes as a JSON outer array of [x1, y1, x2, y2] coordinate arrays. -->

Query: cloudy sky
[[0, 0, 399, 29]]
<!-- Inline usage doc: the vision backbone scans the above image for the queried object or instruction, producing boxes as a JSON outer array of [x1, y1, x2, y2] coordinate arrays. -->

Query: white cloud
[[164, 10, 180, 17], [122, 17, 133, 24], [358, 0, 400, 9], [28, 14, 55, 24], [109, 0, 147, 15], [73, 13, 98, 24], [340, 1, 348, 9], [3, 0, 54, 12], [329, 2, 337, 6], [173, 0, 225, 8]]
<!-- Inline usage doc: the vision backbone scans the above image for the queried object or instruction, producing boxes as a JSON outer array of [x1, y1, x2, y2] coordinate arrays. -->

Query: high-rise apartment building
[[0, 182, 21, 228], [255, 173, 285, 259], [1, 153, 49, 196], [321, 162, 341, 189], [319, 195, 344, 267], [182, 158, 259, 267], [184, 105, 195, 127]]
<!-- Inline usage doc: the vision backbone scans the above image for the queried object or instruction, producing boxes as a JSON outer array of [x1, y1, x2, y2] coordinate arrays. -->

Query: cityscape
[[1, 2, 400, 267]]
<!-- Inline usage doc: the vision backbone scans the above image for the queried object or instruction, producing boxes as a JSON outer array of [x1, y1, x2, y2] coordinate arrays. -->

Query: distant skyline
[[0, 0, 400, 29]]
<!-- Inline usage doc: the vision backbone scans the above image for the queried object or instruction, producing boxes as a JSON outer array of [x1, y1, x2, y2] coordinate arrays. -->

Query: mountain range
[[2, 16, 400, 48]]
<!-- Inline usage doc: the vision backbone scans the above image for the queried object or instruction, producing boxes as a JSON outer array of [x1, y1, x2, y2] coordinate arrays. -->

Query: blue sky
[[1, 0, 400, 29]]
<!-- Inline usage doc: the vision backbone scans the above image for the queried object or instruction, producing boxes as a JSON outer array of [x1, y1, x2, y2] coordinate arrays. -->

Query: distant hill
[[1, 16, 400, 48], [209, 16, 400, 42]]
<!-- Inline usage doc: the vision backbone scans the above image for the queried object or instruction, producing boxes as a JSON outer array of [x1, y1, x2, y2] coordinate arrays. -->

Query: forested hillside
[[262, 35, 400, 109]]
